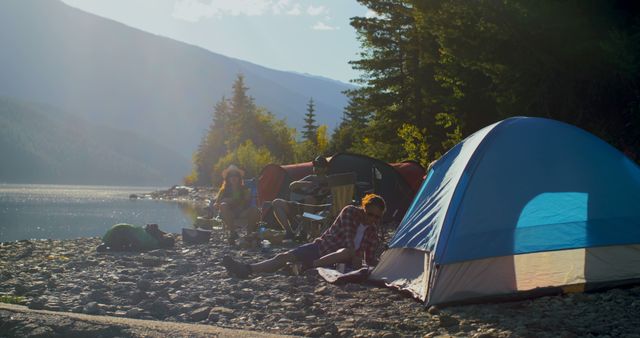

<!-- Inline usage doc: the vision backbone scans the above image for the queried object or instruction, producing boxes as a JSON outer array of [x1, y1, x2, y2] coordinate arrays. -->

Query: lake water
[[0, 184, 196, 242]]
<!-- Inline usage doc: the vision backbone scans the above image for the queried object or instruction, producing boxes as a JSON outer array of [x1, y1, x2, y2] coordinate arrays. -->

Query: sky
[[61, 0, 373, 84]]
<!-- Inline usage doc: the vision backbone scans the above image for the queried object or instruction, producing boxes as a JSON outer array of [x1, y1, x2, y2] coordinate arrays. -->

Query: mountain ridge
[[0, 0, 354, 184], [0, 96, 189, 185], [0, 0, 351, 149]]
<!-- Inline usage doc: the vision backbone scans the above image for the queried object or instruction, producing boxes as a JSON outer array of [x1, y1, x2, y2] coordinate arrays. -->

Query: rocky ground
[[2, 233, 640, 338], [0, 302, 283, 338]]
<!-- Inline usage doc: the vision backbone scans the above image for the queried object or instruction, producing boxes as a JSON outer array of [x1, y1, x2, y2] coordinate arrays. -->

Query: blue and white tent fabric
[[370, 117, 640, 306]]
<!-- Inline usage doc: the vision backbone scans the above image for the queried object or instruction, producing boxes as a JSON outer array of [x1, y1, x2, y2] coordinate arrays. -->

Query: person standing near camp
[[215, 165, 260, 245], [222, 194, 385, 278], [270, 156, 330, 238]]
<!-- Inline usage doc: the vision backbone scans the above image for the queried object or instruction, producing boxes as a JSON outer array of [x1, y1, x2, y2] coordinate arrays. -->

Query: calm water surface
[[0, 184, 196, 242]]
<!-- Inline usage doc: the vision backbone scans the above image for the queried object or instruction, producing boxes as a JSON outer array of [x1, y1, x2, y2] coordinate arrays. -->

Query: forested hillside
[[0, 97, 188, 185], [330, 0, 640, 167], [0, 0, 350, 158], [3, 0, 638, 186], [188, 75, 332, 186]]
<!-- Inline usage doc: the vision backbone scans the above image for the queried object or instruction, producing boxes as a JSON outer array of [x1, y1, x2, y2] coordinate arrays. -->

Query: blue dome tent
[[370, 117, 640, 306]]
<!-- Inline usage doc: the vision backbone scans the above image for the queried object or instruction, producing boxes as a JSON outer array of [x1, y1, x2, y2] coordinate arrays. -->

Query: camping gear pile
[[187, 155, 425, 245], [257, 153, 425, 225]]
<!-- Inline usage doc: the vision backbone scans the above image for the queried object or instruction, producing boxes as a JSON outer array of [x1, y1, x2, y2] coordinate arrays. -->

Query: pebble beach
[[2, 231, 640, 337]]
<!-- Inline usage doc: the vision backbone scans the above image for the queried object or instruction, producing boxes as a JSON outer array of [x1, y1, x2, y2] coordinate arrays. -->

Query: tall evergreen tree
[[344, 0, 640, 162], [302, 98, 318, 144], [344, 0, 458, 162], [193, 97, 230, 185], [225, 74, 295, 162], [226, 74, 257, 150], [189, 74, 297, 185], [413, 0, 640, 148]]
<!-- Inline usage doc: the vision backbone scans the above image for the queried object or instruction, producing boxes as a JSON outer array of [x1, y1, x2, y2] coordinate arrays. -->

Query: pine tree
[[193, 97, 230, 185], [226, 74, 257, 149], [226, 74, 295, 162], [302, 98, 318, 144], [345, 0, 426, 161], [345, 0, 640, 161]]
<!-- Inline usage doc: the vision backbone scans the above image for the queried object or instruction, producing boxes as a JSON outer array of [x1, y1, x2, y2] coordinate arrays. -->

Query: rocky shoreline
[[130, 185, 217, 207], [2, 233, 640, 337]]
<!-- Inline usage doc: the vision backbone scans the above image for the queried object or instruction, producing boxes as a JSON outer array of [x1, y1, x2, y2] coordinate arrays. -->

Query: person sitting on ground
[[270, 156, 331, 239], [96, 223, 175, 252], [215, 164, 259, 245], [222, 193, 386, 278]]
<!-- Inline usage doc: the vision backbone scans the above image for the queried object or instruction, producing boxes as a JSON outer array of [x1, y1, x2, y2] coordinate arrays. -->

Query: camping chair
[[297, 172, 357, 239], [194, 178, 258, 234]]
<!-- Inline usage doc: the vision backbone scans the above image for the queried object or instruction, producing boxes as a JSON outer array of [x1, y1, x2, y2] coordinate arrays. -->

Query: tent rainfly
[[327, 153, 419, 223], [371, 117, 640, 306], [390, 161, 427, 194], [257, 154, 425, 224]]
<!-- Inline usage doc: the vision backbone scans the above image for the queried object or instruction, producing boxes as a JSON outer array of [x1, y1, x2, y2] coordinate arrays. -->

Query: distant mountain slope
[[0, 97, 189, 185], [0, 0, 353, 159]]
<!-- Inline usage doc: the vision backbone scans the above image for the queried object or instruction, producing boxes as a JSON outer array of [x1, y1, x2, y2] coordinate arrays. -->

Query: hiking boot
[[222, 256, 251, 278]]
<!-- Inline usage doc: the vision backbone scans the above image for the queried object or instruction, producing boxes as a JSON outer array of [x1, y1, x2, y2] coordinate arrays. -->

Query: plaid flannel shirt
[[314, 205, 380, 266]]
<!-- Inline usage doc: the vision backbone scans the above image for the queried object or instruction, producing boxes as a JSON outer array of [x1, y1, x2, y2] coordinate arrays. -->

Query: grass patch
[[0, 295, 26, 305]]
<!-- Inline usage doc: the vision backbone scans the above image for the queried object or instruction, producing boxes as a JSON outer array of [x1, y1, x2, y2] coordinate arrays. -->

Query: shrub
[[0, 295, 26, 305], [212, 140, 276, 185]]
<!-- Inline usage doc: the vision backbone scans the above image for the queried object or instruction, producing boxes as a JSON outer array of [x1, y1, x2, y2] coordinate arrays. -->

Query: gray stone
[[71, 305, 84, 313], [147, 249, 166, 257], [337, 328, 354, 337], [343, 284, 364, 292], [314, 286, 330, 295], [149, 298, 171, 318], [176, 263, 198, 275], [472, 329, 500, 338], [295, 295, 314, 306], [169, 279, 185, 288], [83, 301, 101, 315], [190, 307, 211, 322], [333, 292, 351, 299], [428, 306, 440, 315], [14, 284, 29, 295], [139, 255, 164, 267], [207, 312, 219, 323], [27, 297, 47, 310], [211, 306, 235, 315], [439, 315, 459, 328], [4, 233, 640, 337], [154, 288, 170, 300], [307, 326, 329, 337], [357, 319, 386, 330], [28, 281, 47, 293], [20, 325, 54, 337], [87, 290, 109, 303], [125, 307, 142, 318], [285, 311, 305, 320], [136, 279, 151, 291]]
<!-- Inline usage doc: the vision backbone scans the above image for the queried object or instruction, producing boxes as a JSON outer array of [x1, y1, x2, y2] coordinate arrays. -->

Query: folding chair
[[299, 172, 356, 238], [194, 178, 258, 234]]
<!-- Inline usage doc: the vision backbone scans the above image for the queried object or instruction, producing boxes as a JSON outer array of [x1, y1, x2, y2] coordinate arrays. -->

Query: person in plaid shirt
[[222, 194, 386, 278]]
